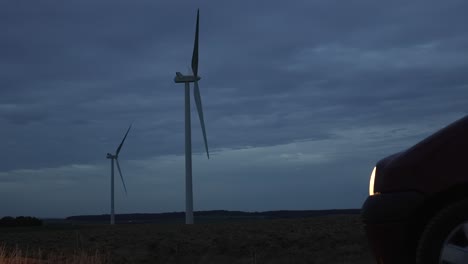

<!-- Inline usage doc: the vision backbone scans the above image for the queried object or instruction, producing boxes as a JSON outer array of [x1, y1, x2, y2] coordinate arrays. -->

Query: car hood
[[375, 115, 468, 193], [389, 115, 468, 168]]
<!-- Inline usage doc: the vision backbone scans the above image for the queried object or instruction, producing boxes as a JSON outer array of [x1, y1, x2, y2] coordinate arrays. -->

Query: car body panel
[[362, 192, 425, 223], [363, 115, 468, 263], [374, 115, 468, 194]]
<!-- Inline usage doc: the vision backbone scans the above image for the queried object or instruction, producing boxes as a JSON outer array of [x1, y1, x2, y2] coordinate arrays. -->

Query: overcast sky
[[0, 0, 467, 218]]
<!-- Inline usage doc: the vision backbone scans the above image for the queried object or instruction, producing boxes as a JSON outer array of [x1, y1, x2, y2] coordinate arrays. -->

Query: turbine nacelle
[[174, 72, 201, 83], [106, 153, 115, 159]]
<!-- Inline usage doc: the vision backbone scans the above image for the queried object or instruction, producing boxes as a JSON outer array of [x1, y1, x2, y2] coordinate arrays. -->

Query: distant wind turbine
[[174, 9, 210, 225], [106, 124, 132, 225]]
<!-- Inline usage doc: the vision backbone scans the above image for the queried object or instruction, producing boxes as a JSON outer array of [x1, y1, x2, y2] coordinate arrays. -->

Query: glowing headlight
[[369, 166, 377, 196]]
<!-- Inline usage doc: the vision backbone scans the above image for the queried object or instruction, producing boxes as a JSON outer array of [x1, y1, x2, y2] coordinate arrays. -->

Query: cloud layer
[[0, 0, 467, 217]]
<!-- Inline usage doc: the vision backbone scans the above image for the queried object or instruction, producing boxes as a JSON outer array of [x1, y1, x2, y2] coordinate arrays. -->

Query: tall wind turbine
[[106, 124, 131, 225], [174, 9, 210, 225]]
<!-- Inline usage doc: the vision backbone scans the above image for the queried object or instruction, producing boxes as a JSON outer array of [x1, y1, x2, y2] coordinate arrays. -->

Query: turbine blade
[[116, 124, 132, 155], [187, 65, 192, 75], [193, 81, 209, 159], [191, 9, 199, 77], [115, 158, 128, 195]]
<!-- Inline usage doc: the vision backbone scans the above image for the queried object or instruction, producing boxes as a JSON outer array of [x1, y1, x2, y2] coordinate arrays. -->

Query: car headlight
[[369, 166, 377, 196]]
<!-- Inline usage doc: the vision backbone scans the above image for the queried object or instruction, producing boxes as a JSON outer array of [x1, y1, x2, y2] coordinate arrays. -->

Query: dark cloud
[[0, 0, 467, 216]]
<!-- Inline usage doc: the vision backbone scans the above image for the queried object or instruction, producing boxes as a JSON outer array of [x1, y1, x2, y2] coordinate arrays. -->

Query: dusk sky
[[1, 1, 467, 218]]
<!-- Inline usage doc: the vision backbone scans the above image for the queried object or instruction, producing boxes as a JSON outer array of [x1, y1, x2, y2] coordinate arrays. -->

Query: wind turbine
[[106, 124, 131, 225], [174, 9, 209, 225]]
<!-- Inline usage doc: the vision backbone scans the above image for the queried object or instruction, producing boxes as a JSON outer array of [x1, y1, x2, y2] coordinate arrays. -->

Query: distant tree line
[[0, 216, 43, 227], [66, 209, 362, 222]]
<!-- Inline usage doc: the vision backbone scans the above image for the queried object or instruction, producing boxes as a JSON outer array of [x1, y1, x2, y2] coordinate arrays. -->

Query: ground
[[0, 215, 375, 264]]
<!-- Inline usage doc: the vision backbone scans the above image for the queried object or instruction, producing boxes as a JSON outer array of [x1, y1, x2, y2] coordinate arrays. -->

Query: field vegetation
[[0, 215, 374, 264], [0, 246, 106, 264]]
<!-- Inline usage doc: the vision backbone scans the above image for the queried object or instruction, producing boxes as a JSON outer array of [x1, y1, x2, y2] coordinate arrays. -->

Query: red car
[[362, 115, 468, 264]]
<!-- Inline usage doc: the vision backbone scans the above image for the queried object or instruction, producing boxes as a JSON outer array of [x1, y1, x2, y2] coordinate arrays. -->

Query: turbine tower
[[174, 9, 210, 224], [106, 124, 131, 225]]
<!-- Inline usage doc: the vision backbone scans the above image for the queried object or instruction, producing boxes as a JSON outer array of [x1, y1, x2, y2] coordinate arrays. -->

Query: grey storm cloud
[[0, 0, 467, 216]]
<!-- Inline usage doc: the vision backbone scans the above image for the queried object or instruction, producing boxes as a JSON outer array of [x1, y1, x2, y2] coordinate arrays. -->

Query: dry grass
[[0, 215, 374, 264], [0, 246, 107, 264]]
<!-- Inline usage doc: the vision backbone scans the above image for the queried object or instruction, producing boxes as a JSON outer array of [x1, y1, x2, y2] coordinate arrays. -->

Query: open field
[[0, 214, 374, 264]]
